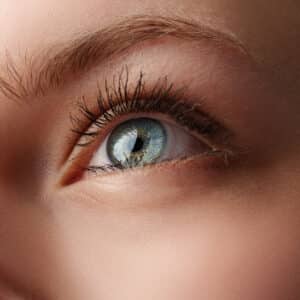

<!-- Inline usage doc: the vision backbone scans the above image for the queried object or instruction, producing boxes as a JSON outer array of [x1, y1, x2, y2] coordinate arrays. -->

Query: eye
[[60, 71, 234, 184], [88, 117, 210, 171]]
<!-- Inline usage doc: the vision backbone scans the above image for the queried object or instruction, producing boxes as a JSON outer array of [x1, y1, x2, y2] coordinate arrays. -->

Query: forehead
[[0, 0, 300, 87], [0, 1, 296, 50]]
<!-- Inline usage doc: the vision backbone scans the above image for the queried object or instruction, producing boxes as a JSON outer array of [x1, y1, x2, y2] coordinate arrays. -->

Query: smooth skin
[[0, 1, 300, 299]]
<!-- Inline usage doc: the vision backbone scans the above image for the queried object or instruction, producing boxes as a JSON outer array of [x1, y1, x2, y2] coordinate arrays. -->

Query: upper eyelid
[[71, 70, 229, 145], [0, 15, 252, 103], [65, 71, 235, 160]]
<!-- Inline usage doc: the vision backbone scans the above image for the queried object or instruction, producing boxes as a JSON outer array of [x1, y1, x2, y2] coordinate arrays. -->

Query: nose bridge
[[0, 185, 64, 300]]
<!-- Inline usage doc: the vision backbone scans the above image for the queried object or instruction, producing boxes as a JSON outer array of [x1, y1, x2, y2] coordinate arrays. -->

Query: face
[[0, 1, 300, 299]]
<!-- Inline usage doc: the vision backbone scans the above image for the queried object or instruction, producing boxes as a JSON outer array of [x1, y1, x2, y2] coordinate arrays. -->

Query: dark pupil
[[132, 136, 144, 153]]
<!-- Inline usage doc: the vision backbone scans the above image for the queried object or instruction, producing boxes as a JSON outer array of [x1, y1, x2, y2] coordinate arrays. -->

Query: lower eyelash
[[85, 149, 232, 177]]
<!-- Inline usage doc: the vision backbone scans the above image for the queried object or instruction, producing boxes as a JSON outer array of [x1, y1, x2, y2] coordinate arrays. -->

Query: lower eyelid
[[59, 153, 230, 211], [81, 154, 228, 194], [85, 146, 231, 182]]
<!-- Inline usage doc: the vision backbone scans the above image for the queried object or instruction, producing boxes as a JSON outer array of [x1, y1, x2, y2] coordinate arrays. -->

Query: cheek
[[180, 213, 300, 300], [47, 187, 300, 300], [2, 167, 299, 300]]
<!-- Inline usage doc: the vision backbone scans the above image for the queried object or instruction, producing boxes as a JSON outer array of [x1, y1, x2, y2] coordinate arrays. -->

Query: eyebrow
[[0, 15, 250, 102]]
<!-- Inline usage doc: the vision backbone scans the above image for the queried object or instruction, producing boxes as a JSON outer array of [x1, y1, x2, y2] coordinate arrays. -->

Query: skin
[[0, 0, 300, 299]]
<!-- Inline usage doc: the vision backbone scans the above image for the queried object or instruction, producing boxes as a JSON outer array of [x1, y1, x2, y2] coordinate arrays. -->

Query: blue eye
[[88, 116, 213, 172], [107, 118, 167, 168], [62, 74, 230, 183]]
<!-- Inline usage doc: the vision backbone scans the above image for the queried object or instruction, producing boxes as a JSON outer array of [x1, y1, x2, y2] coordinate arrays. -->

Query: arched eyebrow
[[0, 15, 251, 102]]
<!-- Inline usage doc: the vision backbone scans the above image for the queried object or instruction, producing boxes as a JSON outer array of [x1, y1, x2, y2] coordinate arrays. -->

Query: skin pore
[[0, 0, 300, 299]]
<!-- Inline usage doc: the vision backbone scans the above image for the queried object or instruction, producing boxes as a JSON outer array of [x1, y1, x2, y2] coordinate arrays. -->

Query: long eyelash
[[68, 68, 234, 175], [72, 69, 225, 148]]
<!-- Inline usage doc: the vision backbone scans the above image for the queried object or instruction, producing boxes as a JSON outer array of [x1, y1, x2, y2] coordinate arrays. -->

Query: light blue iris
[[107, 118, 167, 168]]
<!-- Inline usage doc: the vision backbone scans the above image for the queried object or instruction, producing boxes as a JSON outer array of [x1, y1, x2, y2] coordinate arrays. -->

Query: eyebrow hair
[[0, 15, 250, 102]]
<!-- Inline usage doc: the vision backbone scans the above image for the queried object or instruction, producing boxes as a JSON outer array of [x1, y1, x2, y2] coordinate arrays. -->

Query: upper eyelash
[[71, 69, 227, 150]]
